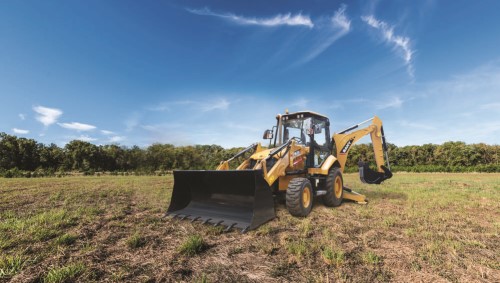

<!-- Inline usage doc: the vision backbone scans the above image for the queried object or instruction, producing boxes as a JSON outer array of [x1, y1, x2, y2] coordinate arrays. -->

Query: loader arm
[[216, 143, 263, 170], [333, 116, 392, 184], [258, 138, 309, 186]]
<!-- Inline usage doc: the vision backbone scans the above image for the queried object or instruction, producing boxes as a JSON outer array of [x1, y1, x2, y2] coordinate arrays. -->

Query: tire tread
[[286, 178, 312, 217], [323, 167, 343, 207]]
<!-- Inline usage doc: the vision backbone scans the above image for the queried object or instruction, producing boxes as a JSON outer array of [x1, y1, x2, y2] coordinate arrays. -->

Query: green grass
[[322, 246, 344, 266], [0, 173, 498, 282], [178, 234, 207, 256], [286, 239, 307, 258], [55, 233, 77, 246], [0, 255, 26, 279], [43, 262, 85, 283], [126, 232, 146, 249], [363, 251, 381, 265]]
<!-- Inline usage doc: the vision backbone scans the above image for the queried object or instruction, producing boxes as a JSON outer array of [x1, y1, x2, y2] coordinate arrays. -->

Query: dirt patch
[[1, 174, 499, 282]]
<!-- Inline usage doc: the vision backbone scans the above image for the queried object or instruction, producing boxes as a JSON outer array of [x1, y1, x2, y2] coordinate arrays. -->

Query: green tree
[[64, 140, 100, 171], [39, 143, 64, 170]]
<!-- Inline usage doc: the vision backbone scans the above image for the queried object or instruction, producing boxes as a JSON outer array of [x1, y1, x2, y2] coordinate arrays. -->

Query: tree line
[[0, 132, 498, 177], [345, 142, 499, 173]]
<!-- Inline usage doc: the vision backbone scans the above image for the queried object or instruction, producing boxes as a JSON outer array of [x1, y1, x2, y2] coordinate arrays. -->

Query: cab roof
[[281, 111, 329, 122]]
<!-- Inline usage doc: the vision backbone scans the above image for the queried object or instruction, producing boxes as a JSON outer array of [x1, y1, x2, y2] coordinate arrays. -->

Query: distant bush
[[2, 168, 24, 178], [1, 131, 499, 176], [344, 164, 500, 173]]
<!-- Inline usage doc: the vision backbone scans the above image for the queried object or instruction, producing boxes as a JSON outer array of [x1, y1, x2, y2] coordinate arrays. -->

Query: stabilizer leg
[[342, 187, 368, 204]]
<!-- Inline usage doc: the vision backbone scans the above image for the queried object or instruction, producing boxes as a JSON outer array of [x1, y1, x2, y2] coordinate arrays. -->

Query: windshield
[[283, 117, 311, 144]]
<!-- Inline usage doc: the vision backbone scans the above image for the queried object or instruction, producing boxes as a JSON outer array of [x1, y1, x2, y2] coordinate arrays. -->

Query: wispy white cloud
[[418, 60, 500, 100], [33, 106, 63, 126], [297, 5, 351, 64], [151, 98, 230, 113], [187, 7, 314, 28], [148, 100, 194, 112], [376, 96, 403, 109], [188, 6, 351, 66], [74, 135, 97, 142], [361, 15, 415, 77], [200, 98, 230, 112], [100, 130, 115, 135], [58, 122, 96, 131], [141, 122, 184, 133], [480, 102, 500, 111], [140, 123, 191, 146], [19, 114, 26, 120], [224, 122, 260, 132], [331, 4, 351, 31], [386, 60, 500, 145], [399, 120, 436, 130], [12, 128, 29, 134], [125, 112, 141, 132], [108, 136, 125, 143]]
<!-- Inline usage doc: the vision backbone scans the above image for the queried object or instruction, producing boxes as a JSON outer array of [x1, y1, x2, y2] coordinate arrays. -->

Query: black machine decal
[[340, 138, 355, 154]]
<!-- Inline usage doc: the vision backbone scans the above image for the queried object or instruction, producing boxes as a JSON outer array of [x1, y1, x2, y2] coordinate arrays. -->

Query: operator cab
[[263, 111, 331, 168]]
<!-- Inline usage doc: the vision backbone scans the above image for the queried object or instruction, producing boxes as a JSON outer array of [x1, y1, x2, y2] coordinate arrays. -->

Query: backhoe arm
[[332, 116, 392, 184]]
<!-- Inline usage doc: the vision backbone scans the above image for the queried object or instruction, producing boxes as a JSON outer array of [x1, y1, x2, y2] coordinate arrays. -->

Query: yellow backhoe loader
[[166, 111, 392, 232]]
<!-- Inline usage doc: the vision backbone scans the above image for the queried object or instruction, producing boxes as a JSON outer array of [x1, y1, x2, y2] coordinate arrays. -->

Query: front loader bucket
[[166, 170, 275, 232], [358, 162, 393, 184]]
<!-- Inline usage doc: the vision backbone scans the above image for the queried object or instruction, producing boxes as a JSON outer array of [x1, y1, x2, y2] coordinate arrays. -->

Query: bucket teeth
[[166, 170, 276, 232], [358, 162, 392, 184], [225, 223, 237, 232]]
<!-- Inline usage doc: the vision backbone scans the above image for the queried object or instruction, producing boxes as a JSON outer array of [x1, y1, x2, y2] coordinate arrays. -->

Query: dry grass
[[0, 173, 499, 282]]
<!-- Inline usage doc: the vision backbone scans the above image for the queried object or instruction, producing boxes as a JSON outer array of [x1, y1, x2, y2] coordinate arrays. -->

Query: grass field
[[0, 173, 499, 282]]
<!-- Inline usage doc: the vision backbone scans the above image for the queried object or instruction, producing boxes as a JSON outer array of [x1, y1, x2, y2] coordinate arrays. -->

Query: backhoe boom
[[333, 116, 392, 184]]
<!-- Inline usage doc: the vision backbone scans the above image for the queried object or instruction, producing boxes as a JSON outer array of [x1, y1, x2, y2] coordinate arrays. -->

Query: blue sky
[[1, 0, 499, 148]]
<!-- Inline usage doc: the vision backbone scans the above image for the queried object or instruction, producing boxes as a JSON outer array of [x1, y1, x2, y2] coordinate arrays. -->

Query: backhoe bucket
[[166, 170, 275, 232], [358, 162, 393, 184]]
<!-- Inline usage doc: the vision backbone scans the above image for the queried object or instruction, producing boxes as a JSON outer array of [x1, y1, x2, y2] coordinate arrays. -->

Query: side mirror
[[263, 129, 273, 140]]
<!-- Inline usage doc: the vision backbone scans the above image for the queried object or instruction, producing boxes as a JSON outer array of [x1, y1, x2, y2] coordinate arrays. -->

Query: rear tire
[[323, 167, 343, 207], [286, 178, 313, 217]]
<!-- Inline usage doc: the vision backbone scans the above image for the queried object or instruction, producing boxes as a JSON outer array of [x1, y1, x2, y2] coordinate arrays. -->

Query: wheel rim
[[334, 176, 342, 198], [302, 186, 311, 208]]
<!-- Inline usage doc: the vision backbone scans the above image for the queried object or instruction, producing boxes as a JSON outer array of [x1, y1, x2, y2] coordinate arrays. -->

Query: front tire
[[323, 167, 343, 207], [286, 178, 313, 217]]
